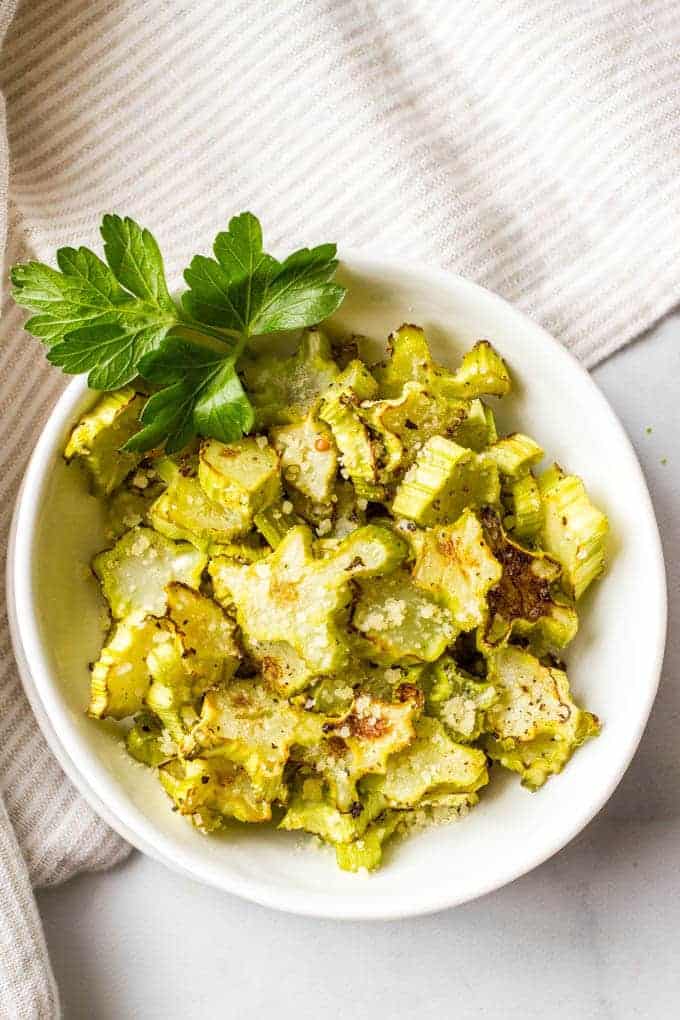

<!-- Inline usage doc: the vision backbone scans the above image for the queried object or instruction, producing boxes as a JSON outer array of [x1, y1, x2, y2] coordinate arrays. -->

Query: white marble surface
[[37, 316, 680, 1020]]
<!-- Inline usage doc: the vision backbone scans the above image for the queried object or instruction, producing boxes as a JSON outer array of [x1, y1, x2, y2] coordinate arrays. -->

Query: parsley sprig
[[11, 212, 345, 451]]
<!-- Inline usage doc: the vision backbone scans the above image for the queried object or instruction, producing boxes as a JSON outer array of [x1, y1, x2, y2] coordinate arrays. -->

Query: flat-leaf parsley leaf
[[11, 212, 346, 451]]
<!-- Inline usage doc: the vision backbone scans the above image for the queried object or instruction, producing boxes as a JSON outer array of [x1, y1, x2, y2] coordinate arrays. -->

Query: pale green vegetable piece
[[330, 479, 368, 539], [480, 508, 578, 652], [361, 382, 465, 474], [436, 340, 511, 399], [426, 657, 498, 742], [411, 508, 501, 630], [245, 638, 317, 696], [482, 645, 600, 789], [381, 717, 489, 807], [375, 325, 510, 400], [280, 779, 388, 844], [150, 456, 251, 550], [126, 712, 173, 767], [392, 436, 500, 526], [253, 501, 305, 548], [65, 388, 146, 494], [93, 527, 206, 618], [352, 569, 456, 664], [452, 398, 493, 452], [193, 680, 324, 798], [297, 687, 422, 810], [144, 584, 241, 744], [89, 615, 160, 719], [484, 404, 498, 444], [334, 811, 401, 872], [198, 436, 281, 517], [374, 324, 433, 398], [271, 416, 337, 502], [485, 433, 544, 477], [240, 328, 340, 427], [318, 359, 383, 492], [209, 524, 405, 675], [538, 464, 608, 599], [106, 484, 157, 538], [160, 757, 272, 828], [507, 472, 543, 541]]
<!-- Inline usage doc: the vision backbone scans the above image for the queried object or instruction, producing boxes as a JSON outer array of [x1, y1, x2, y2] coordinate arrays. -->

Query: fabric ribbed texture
[[1, 1, 679, 1016]]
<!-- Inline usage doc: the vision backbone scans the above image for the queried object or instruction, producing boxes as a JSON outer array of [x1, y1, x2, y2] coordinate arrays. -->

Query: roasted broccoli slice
[[160, 756, 273, 828], [240, 327, 340, 427], [149, 455, 251, 550], [293, 687, 422, 810], [425, 657, 499, 743], [93, 527, 206, 618], [198, 436, 281, 518], [193, 680, 323, 799], [65, 388, 146, 494], [538, 464, 608, 599], [380, 717, 489, 807], [480, 508, 578, 652], [375, 324, 510, 400], [352, 569, 456, 664], [89, 615, 160, 719], [410, 508, 501, 630], [482, 645, 600, 789], [392, 436, 500, 525], [271, 416, 337, 503], [209, 524, 405, 677], [144, 585, 241, 744]]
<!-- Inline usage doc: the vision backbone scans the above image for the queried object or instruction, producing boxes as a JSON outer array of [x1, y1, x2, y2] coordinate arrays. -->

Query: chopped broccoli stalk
[[159, 757, 273, 828], [93, 527, 206, 618], [482, 645, 600, 789], [352, 569, 456, 664], [318, 359, 384, 491], [375, 324, 433, 397], [294, 687, 422, 810], [392, 436, 500, 525], [149, 455, 251, 550], [240, 328, 340, 427], [126, 713, 173, 767], [485, 433, 544, 477], [198, 436, 281, 518], [380, 717, 489, 807], [144, 586, 241, 744], [507, 473, 543, 541], [65, 389, 146, 494], [253, 500, 305, 548], [376, 325, 510, 401], [334, 811, 402, 872], [411, 508, 501, 630], [480, 508, 578, 652], [210, 524, 405, 676], [538, 464, 608, 599], [89, 616, 160, 719], [271, 416, 337, 503], [436, 340, 511, 399], [280, 780, 388, 845], [193, 680, 323, 799], [425, 657, 498, 742]]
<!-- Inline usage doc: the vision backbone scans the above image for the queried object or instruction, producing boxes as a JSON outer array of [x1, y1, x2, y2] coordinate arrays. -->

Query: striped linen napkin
[[1, 1, 679, 1015]]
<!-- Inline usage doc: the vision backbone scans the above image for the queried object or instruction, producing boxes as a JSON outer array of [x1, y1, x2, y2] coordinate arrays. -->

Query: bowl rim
[[7, 252, 667, 920]]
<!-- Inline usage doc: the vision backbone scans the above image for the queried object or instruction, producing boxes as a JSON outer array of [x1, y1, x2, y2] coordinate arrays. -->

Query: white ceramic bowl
[[7, 253, 666, 920]]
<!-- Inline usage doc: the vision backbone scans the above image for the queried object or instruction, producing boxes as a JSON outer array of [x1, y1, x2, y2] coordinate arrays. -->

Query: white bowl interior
[[11, 255, 665, 919]]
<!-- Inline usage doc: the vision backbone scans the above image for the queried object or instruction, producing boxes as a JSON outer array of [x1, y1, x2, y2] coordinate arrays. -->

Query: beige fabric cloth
[[1, 1, 679, 1016]]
